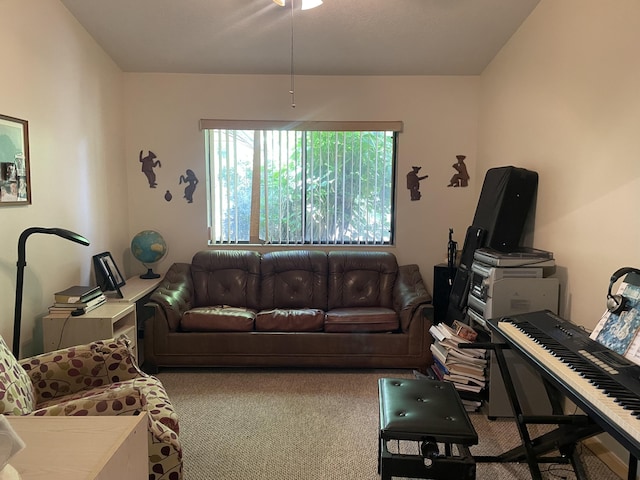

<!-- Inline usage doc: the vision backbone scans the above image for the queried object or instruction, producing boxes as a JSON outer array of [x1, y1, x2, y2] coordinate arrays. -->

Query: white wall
[[123, 74, 481, 285], [479, 0, 640, 328], [478, 0, 640, 469], [0, 0, 128, 357]]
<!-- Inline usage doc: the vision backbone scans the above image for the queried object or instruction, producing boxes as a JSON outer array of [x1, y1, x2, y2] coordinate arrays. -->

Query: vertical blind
[[202, 120, 402, 245]]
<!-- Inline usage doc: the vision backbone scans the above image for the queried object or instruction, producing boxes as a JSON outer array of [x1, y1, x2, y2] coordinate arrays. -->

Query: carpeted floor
[[156, 368, 623, 480]]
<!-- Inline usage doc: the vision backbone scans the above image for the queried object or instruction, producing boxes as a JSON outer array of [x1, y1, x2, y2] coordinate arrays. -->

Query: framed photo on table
[[0, 114, 31, 205], [93, 252, 126, 297]]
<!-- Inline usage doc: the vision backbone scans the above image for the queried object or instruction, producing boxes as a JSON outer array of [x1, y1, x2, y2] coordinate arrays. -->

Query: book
[[53, 294, 107, 309], [461, 398, 482, 408], [443, 373, 486, 388], [451, 382, 483, 393], [456, 388, 486, 402], [429, 364, 444, 381], [49, 295, 107, 315], [452, 320, 478, 341], [461, 398, 482, 412], [446, 361, 485, 381], [446, 348, 487, 366], [428, 324, 448, 342], [432, 357, 450, 375], [430, 341, 487, 370], [54, 285, 102, 303], [429, 342, 449, 366], [429, 323, 486, 358]]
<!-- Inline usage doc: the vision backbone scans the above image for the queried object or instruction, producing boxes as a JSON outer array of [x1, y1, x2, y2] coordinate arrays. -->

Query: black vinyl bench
[[378, 377, 478, 480]]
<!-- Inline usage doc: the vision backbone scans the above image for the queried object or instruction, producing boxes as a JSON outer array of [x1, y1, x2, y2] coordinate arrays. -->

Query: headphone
[[606, 267, 640, 314]]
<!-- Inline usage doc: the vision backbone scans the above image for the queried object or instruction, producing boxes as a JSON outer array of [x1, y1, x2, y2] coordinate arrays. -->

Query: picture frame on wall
[[93, 251, 126, 297], [0, 114, 31, 205]]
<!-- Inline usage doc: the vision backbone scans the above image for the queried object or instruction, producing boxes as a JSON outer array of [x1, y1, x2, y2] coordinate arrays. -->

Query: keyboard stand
[[461, 342, 602, 480]]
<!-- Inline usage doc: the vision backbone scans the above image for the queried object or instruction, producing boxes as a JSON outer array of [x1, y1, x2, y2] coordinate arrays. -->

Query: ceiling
[[59, 0, 540, 76]]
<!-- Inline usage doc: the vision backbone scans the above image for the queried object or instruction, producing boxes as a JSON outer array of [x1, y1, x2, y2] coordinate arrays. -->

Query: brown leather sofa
[[144, 250, 433, 372]]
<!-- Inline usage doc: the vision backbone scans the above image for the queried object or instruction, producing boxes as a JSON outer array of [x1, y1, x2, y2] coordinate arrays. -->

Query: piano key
[[497, 318, 640, 448]]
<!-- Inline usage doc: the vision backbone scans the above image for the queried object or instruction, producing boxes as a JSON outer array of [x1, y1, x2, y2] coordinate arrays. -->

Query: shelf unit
[[42, 303, 137, 357], [106, 275, 162, 304], [42, 276, 162, 362]]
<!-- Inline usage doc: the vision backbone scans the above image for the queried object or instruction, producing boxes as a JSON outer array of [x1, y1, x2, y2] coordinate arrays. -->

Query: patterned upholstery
[[0, 335, 182, 480], [0, 336, 35, 415]]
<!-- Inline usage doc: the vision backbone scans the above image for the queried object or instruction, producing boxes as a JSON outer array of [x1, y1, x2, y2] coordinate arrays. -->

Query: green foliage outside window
[[205, 129, 396, 245]]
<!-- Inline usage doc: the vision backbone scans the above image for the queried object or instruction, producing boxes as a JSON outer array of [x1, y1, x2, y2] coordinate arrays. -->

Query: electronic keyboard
[[492, 310, 640, 458]]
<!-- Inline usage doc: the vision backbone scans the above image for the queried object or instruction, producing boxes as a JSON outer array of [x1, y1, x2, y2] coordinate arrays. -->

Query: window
[[201, 120, 402, 246]]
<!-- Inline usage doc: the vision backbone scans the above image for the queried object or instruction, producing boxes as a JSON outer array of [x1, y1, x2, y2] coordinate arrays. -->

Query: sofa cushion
[[191, 250, 261, 310], [328, 251, 398, 310], [260, 250, 328, 310], [181, 307, 256, 332], [256, 309, 325, 332], [324, 307, 399, 332]]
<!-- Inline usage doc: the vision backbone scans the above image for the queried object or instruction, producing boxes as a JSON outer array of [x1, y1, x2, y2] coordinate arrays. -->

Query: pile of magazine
[[429, 320, 487, 412]]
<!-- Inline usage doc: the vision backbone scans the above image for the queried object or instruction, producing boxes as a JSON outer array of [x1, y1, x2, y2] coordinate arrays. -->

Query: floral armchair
[[0, 334, 182, 480]]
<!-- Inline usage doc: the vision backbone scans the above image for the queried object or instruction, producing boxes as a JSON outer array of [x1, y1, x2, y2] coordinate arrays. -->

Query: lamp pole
[[13, 227, 90, 357]]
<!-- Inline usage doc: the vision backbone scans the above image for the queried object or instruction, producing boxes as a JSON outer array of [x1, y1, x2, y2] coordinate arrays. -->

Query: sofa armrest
[[394, 264, 432, 332], [20, 336, 142, 403], [148, 263, 194, 332]]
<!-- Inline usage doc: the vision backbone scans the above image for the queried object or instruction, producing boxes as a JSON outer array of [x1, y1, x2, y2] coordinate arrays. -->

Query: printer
[[466, 248, 559, 329]]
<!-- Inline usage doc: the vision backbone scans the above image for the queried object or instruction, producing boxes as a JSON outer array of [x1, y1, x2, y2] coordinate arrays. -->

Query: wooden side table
[[106, 276, 162, 305], [42, 276, 161, 362], [6, 414, 147, 479], [42, 303, 137, 357], [107, 276, 162, 364]]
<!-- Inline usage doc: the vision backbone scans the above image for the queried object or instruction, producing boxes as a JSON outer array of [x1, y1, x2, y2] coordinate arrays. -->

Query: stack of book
[[429, 320, 487, 412], [48, 285, 106, 317]]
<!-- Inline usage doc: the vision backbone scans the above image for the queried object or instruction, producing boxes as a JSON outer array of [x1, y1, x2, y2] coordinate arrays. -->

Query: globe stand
[[140, 267, 160, 279], [131, 230, 167, 281]]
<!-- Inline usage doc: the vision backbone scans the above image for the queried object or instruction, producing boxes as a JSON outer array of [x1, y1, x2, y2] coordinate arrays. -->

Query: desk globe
[[130, 230, 167, 279]]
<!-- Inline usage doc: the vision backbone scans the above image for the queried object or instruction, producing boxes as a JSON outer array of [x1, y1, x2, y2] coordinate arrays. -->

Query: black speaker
[[458, 226, 486, 271], [433, 264, 457, 323], [472, 166, 538, 252]]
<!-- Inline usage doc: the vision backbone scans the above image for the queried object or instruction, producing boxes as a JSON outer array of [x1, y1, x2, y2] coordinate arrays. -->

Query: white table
[[5, 414, 147, 479], [42, 276, 162, 363]]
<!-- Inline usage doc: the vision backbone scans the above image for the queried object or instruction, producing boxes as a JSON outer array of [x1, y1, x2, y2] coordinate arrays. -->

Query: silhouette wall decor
[[179, 169, 198, 203], [448, 155, 470, 187], [139, 150, 161, 188], [406, 166, 428, 201]]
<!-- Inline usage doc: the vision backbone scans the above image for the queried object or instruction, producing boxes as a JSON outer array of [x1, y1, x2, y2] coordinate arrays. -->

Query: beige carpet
[[156, 368, 623, 480]]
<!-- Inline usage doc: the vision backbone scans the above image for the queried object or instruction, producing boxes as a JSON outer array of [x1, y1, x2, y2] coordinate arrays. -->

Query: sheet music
[[590, 281, 640, 365]]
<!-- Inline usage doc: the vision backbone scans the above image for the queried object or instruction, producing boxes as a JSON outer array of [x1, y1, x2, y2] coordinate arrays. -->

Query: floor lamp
[[13, 227, 90, 358]]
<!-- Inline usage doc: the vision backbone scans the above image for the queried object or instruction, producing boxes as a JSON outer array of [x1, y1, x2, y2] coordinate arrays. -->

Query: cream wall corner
[[478, 0, 640, 328], [478, 0, 640, 470], [0, 0, 127, 356]]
